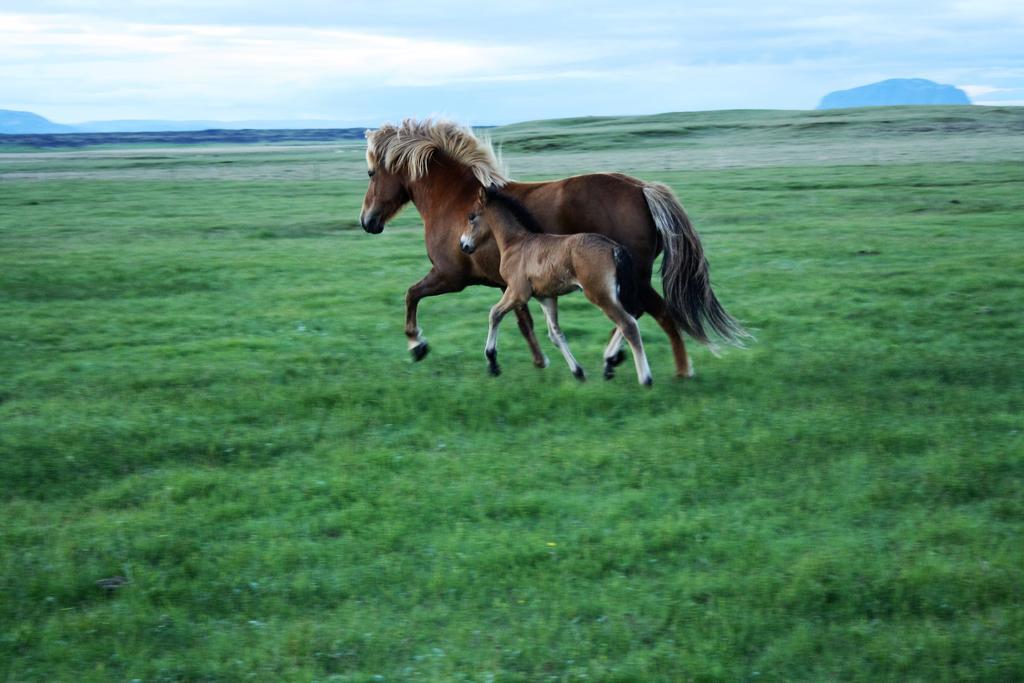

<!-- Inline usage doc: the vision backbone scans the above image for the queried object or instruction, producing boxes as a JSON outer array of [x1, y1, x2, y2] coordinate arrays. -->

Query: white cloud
[[1, 3, 1022, 123], [958, 84, 1007, 98], [974, 99, 1024, 106], [949, 0, 1024, 22], [0, 13, 563, 119]]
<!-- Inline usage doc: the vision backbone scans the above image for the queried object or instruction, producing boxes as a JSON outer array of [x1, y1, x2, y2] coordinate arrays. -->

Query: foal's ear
[[477, 185, 488, 203]]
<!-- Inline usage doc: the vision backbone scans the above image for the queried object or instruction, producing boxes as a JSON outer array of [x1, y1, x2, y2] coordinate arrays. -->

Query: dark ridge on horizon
[[4, 106, 1021, 151], [0, 108, 374, 136], [0, 128, 368, 149]]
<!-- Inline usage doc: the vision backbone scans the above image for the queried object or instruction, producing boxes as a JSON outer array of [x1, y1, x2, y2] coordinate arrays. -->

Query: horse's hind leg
[[641, 285, 694, 378], [514, 304, 549, 369], [536, 297, 586, 381]]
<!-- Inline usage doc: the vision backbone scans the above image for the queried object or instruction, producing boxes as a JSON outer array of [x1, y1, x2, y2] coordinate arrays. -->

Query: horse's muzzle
[[360, 212, 384, 234], [459, 237, 475, 254]]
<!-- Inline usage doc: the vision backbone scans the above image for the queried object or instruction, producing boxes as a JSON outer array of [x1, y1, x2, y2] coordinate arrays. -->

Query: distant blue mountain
[[818, 78, 971, 110], [0, 109, 76, 134]]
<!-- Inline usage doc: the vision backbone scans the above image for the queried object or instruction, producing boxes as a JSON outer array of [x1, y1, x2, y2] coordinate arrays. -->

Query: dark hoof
[[410, 342, 429, 362], [603, 364, 616, 380], [607, 350, 627, 368], [642, 376, 653, 387], [572, 366, 587, 382], [485, 348, 500, 376]]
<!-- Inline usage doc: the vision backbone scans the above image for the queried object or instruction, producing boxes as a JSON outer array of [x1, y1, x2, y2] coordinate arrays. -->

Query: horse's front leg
[[514, 304, 549, 369], [405, 268, 465, 361]]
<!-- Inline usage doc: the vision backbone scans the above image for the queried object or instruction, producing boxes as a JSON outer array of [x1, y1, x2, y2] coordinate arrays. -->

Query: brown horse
[[359, 119, 747, 377], [461, 185, 653, 385]]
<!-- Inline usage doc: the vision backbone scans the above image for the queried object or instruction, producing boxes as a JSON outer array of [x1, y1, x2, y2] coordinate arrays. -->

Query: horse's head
[[459, 187, 491, 254], [359, 155, 409, 235]]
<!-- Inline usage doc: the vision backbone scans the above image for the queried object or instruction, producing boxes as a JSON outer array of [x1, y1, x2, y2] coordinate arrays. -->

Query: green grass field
[[2, 107, 1022, 681]]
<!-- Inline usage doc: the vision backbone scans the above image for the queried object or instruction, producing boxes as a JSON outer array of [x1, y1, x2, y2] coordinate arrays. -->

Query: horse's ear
[[477, 185, 488, 203]]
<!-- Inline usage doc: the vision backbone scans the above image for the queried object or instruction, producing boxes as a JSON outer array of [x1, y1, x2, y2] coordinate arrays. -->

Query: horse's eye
[[468, 212, 478, 221], [367, 169, 375, 178]]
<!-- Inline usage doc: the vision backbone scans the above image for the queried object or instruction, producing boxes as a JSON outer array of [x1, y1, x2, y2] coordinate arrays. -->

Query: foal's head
[[459, 186, 546, 254], [458, 187, 492, 255]]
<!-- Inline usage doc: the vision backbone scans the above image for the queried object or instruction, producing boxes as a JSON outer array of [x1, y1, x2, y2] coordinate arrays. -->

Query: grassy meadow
[[1, 107, 1022, 681]]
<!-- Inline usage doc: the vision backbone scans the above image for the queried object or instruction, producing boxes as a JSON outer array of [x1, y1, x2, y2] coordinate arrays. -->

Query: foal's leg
[[536, 297, 586, 381], [584, 278, 653, 386], [602, 329, 626, 380], [619, 314, 653, 386], [405, 268, 465, 361], [601, 307, 652, 386], [641, 285, 694, 378], [484, 290, 522, 377]]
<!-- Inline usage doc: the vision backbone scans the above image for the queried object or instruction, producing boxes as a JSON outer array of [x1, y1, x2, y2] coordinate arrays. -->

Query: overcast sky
[[2, 1, 1022, 125]]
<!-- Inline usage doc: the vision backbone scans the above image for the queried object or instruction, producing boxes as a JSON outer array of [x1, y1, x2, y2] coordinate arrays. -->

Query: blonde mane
[[365, 119, 509, 188]]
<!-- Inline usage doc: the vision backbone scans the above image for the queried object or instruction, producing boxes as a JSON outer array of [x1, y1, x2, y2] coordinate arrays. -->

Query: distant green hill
[[492, 105, 1020, 154], [0, 109, 75, 134]]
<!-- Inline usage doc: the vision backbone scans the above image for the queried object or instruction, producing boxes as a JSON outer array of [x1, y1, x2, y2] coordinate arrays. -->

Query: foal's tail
[[642, 182, 749, 346], [613, 245, 643, 318]]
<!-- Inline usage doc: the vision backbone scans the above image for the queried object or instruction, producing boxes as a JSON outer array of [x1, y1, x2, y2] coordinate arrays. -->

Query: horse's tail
[[613, 244, 643, 318], [642, 182, 750, 347]]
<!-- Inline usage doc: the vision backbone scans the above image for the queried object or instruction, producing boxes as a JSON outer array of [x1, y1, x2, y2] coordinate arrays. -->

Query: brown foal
[[460, 186, 653, 386]]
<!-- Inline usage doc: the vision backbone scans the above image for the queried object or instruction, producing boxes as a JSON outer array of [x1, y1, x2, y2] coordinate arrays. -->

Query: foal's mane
[[365, 119, 509, 188], [484, 186, 544, 234]]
